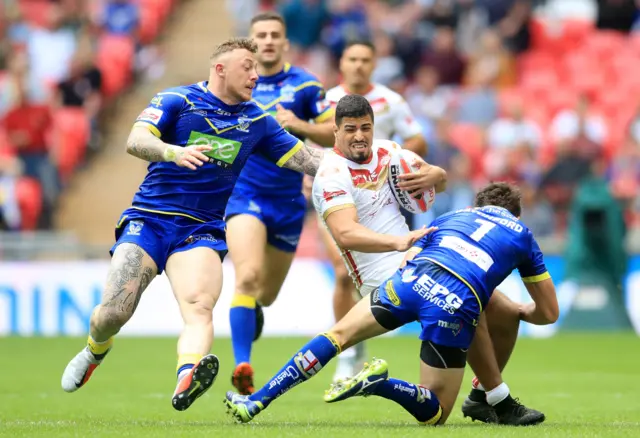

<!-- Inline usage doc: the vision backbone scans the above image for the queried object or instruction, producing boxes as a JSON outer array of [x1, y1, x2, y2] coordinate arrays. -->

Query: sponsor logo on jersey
[[437, 319, 463, 336], [214, 108, 232, 117], [186, 131, 242, 169], [412, 274, 463, 315], [279, 84, 296, 103], [316, 98, 330, 114], [323, 189, 347, 202], [369, 97, 390, 114], [256, 83, 275, 92], [137, 108, 163, 124], [185, 234, 218, 244]]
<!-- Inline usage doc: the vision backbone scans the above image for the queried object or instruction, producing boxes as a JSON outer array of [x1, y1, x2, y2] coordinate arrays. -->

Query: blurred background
[[0, 0, 639, 338]]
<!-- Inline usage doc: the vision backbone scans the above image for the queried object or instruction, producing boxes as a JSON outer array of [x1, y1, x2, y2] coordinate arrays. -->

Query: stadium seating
[[1, 0, 176, 230]]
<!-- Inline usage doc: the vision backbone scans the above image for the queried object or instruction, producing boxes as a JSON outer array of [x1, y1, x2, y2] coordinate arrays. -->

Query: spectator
[[406, 66, 453, 124], [0, 151, 22, 231], [486, 98, 541, 151], [3, 86, 59, 228], [0, 50, 49, 118], [98, 0, 140, 38], [454, 65, 498, 126], [26, 3, 77, 87], [477, 0, 533, 54], [464, 29, 517, 89], [550, 94, 607, 159], [519, 182, 555, 237], [421, 26, 465, 86], [321, 0, 370, 62], [280, 0, 329, 51], [455, 0, 490, 58], [371, 31, 403, 86], [596, 0, 637, 33]]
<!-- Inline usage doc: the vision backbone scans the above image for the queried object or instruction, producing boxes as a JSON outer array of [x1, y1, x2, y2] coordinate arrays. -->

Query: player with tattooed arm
[[60, 38, 324, 411]]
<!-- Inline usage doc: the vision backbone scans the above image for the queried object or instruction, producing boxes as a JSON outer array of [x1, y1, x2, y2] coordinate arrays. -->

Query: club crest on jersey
[[236, 116, 252, 133], [279, 84, 296, 103], [150, 96, 163, 107]]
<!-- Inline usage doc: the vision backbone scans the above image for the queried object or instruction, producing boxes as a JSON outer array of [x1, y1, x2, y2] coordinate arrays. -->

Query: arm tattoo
[[283, 143, 324, 176], [126, 127, 169, 162]]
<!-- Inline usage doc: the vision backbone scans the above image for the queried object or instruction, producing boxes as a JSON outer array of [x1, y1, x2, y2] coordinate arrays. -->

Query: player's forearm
[[518, 302, 558, 325], [334, 224, 401, 253], [282, 143, 324, 176], [292, 121, 335, 147], [403, 135, 427, 157], [127, 126, 185, 163]]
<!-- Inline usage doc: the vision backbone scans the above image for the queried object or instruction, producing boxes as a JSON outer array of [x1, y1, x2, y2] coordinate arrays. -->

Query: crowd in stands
[[0, 0, 171, 232], [228, 0, 640, 239]]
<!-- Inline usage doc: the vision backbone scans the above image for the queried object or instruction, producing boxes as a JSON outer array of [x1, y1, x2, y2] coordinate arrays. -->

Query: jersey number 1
[[470, 219, 496, 242]]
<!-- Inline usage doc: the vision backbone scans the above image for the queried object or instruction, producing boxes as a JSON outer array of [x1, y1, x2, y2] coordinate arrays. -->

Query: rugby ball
[[387, 149, 436, 214]]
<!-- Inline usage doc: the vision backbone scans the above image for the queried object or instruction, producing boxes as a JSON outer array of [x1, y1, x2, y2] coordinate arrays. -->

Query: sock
[[230, 294, 257, 366], [87, 335, 113, 360], [354, 341, 366, 359], [371, 378, 442, 424], [472, 376, 485, 391], [250, 333, 340, 409], [486, 382, 510, 406], [176, 353, 201, 380]]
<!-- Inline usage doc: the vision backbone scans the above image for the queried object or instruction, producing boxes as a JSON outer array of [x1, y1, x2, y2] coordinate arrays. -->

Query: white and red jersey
[[326, 83, 422, 142], [312, 139, 409, 295]]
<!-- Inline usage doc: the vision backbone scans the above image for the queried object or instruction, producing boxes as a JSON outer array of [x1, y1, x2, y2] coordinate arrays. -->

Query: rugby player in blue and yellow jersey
[[225, 12, 335, 395], [225, 182, 559, 426], [60, 37, 325, 411]]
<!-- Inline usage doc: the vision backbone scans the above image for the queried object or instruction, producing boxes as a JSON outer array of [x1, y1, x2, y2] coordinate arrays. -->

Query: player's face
[[250, 19, 288, 68], [226, 49, 259, 102], [335, 115, 374, 163], [340, 45, 375, 89]]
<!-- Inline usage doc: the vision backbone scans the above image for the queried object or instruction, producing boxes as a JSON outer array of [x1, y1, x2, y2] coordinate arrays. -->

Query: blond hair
[[210, 37, 257, 61]]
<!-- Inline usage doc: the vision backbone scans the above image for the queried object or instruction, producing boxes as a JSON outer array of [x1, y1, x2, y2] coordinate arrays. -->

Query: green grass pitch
[[1, 333, 639, 437]]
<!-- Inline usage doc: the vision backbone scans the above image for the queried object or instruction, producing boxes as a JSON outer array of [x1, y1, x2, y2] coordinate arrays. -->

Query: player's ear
[[214, 62, 225, 78]]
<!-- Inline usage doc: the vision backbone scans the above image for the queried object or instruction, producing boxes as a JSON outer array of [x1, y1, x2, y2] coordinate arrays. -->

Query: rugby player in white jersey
[[312, 94, 545, 425], [321, 40, 428, 381]]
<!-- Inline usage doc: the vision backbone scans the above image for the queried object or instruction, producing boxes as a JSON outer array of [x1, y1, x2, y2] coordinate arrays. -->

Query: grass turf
[[1, 333, 639, 437]]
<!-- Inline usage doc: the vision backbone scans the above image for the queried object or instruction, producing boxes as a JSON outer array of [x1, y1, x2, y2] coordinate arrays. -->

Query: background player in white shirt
[[321, 40, 428, 380], [312, 94, 545, 425]]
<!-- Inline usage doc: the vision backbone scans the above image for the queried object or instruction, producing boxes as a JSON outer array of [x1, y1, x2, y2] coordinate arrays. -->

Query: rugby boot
[[224, 391, 264, 423], [61, 346, 110, 392], [324, 358, 389, 403], [231, 362, 255, 395], [172, 354, 220, 411]]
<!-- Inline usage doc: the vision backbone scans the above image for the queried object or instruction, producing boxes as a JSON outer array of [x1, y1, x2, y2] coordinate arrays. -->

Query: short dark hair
[[474, 182, 522, 217], [335, 95, 375, 126], [250, 11, 286, 30], [343, 39, 376, 55]]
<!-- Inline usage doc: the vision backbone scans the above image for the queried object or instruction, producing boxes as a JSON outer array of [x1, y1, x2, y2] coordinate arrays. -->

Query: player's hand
[[394, 226, 438, 252], [397, 161, 445, 198], [165, 145, 212, 170], [275, 104, 302, 132]]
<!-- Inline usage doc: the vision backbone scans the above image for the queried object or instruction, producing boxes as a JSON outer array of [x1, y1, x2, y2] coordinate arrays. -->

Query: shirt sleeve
[[132, 91, 185, 139], [303, 84, 334, 123], [392, 98, 423, 140], [312, 166, 355, 220], [518, 232, 551, 283], [257, 112, 304, 166]]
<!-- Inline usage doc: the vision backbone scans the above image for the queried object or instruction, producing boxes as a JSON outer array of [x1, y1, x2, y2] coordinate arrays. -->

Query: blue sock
[[372, 378, 442, 424], [250, 333, 340, 408], [230, 294, 257, 366]]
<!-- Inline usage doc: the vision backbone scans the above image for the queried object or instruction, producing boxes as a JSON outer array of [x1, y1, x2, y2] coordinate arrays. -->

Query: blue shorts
[[225, 184, 307, 253], [111, 208, 228, 274], [374, 261, 481, 349]]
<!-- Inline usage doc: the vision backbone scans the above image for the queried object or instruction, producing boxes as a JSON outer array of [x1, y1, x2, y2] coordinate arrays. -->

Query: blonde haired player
[[322, 39, 427, 381]]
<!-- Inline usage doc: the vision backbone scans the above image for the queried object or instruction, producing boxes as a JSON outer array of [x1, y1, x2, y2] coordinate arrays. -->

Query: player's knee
[[257, 293, 277, 307], [181, 290, 216, 323], [91, 304, 132, 332], [235, 266, 263, 297]]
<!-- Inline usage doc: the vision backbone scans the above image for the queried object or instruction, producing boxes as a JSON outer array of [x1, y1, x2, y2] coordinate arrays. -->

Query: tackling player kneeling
[[223, 96, 558, 426]]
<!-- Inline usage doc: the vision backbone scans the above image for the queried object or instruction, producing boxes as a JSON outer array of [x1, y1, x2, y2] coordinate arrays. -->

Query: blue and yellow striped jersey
[[235, 63, 332, 195], [408, 206, 550, 311], [131, 81, 302, 223]]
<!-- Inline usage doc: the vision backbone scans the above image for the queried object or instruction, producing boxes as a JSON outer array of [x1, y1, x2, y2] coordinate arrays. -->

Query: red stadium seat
[[52, 108, 90, 181], [448, 124, 484, 179], [138, 2, 162, 44], [96, 35, 136, 97], [15, 177, 42, 231]]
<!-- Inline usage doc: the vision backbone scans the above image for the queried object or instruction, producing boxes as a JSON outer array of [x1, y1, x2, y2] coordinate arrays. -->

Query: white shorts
[[357, 283, 380, 298]]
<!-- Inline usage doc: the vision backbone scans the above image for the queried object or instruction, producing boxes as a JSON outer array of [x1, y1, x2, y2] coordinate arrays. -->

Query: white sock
[[177, 368, 191, 382], [339, 347, 356, 360], [354, 341, 366, 358], [472, 377, 485, 391], [476, 383, 485, 391], [486, 382, 510, 406]]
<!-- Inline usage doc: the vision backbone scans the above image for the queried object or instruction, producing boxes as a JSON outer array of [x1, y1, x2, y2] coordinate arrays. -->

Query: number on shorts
[[470, 219, 496, 242]]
